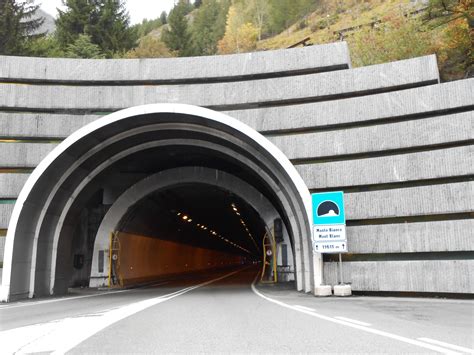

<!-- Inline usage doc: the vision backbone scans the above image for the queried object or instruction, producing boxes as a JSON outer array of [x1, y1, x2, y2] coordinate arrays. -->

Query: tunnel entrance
[[106, 184, 268, 287], [1, 104, 317, 302]]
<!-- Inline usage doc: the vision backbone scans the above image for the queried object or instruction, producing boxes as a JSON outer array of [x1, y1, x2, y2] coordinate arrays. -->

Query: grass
[[257, 0, 415, 51]]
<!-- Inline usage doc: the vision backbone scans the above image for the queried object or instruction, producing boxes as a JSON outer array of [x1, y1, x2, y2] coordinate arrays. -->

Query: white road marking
[[293, 305, 316, 312], [334, 316, 371, 327], [0, 269, 242, 354], [0, 281, 169, 310], [251, 277, 461, 355], [417, 338, 474, 354]]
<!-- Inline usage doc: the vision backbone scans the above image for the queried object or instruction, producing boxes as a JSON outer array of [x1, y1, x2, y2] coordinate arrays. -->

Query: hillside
[[257, 0, 423, 49], [135, 0, 470, 81]]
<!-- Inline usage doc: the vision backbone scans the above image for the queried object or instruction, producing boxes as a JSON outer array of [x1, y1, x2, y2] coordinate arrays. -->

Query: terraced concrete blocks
[[296, 146, 474, 189], [0, 143, 57, 168], [0, 174, 29, 198], [0, 42, 351, 83], [0, 113, 99, 139], [0, 56, 438, 111], [229, 78, 474, 133], [0, 204, 14, 229], [345, 182, 473, 220], [346, 220, 474, 254], [323, 260, 474, 294], [269, 112, 473, 161]]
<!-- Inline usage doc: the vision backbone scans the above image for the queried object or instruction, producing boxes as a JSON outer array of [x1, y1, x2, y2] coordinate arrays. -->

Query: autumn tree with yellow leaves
[[218, 5, 259, 54]]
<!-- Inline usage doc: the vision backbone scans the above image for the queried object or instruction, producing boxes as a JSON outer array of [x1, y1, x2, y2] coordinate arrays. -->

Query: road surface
[[0, 266, 472, 354]]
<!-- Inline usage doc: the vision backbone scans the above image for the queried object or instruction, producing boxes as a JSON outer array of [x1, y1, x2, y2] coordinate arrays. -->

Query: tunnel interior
[[66, 143, 296, 289], [120, 184, 265, 259]]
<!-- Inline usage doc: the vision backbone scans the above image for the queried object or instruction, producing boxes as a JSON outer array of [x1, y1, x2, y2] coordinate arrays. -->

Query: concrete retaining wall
[[0, 43, 472, 294]]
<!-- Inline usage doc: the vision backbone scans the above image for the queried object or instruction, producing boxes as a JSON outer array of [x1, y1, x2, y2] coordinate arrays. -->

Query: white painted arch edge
[[1, 104, 316, 301]]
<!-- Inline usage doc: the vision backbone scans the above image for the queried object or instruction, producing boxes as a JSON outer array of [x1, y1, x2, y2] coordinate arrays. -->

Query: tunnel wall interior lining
[[89, 167, 294, 288], [0, 42, 472, 298]]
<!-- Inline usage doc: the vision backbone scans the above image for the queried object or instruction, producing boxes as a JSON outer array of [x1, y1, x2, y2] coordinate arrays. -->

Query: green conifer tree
[[162, 0, 193, 57], [191, 0, 229, 56], [56, 0, 137, 58], [0, 0, 44, 55]]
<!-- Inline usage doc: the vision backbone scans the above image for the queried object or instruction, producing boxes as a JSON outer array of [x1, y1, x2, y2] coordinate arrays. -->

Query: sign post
[[311, 191, 351, 296]]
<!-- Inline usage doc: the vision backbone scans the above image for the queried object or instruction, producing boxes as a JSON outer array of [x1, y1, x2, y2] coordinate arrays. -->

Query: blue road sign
[[312, 191, 345, 225]]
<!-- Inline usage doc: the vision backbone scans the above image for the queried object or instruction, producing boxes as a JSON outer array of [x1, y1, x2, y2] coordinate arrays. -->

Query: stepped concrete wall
[[0, 42, 472, 294]]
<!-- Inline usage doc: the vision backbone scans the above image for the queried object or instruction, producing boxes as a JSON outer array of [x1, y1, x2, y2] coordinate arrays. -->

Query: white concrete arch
[[1, 104, 317, 302], [49, 137, 306, 295], [90, 167, 286, 287]]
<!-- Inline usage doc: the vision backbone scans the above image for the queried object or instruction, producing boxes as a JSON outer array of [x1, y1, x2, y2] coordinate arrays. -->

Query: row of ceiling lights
[[231, 203, 260, 253], [176, 212, 251, 254]]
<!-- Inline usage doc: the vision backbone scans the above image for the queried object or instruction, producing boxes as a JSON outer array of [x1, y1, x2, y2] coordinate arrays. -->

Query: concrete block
[[0, 203, 14, 229], [0, 42, 351, 83], [269, 112, 473, 161], [346, 220, 474, 254], [0, 112, 100, 138], [313, 285, 332, 296], [228, 78, 474, 133], [323, 260, 474, 293], [297, 145, 474, 190], [0, 56, 439, 111], [333, 284, 352, 296], [0, 143, 57, 168], [345, 181, 473, 220], [0, 174, 30, 198]]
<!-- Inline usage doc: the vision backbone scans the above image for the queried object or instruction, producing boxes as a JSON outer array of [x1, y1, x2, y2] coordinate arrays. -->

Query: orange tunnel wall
[[116, 232, 245, 285]]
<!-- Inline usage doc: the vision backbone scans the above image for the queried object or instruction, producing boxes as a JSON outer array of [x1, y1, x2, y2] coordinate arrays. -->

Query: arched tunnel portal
[[0, 104, 318, 301]]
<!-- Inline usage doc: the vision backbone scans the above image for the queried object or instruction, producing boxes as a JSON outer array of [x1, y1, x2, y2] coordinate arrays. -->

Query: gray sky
[[40, 0, 177, 25]]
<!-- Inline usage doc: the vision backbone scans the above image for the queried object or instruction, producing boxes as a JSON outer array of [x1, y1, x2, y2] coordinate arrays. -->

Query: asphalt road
[[0, 266, 472, 354]]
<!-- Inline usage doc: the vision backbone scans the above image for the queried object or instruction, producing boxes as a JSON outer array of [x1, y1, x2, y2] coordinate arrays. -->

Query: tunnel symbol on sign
[[317, 201, 340, 217]]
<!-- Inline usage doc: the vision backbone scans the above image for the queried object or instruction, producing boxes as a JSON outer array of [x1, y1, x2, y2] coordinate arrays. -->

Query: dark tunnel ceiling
[[118, 184, 266, 258], [106, 144, 288, 227]]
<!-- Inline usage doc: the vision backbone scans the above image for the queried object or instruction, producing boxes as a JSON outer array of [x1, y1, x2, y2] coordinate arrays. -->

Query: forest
[[0, 0, 472, 80]]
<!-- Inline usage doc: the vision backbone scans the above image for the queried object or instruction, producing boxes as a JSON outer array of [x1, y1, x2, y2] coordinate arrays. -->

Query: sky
[[40, 0, 177, 25]]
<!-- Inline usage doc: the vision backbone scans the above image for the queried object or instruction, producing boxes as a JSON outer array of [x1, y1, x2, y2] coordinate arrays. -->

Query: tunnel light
[[187, 219, 192, 222], [177, 212, 181, 216], [182, 215, 188, 220]]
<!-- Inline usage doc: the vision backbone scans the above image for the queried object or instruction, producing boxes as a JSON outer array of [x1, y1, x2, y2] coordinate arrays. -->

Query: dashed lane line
[[251, 278, 463, 355], [417, 338, 474, 354], [334, 316, 372, 327], [293, 305, 316, 312]]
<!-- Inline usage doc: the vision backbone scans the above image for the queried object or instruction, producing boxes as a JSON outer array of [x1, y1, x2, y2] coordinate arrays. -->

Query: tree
[[244, 0, 270, 40], [424, 0, 472, 79], [65, 33, 104, 58], [125, 36, 173, 58], [162, 0, 193, 56], [160, 11, 167, 25], [425, 0, 473, 30], [56, 0, 137, 58], [191, 0, 229, 55], [55, 0, 96, 49], [94, 0, 137, 57], [26, 35, 64, 57], [348, 14, 434, 67], [218, 5, 258, 54], [194, 0, 202, 8], [0, 0, 44, 55]]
